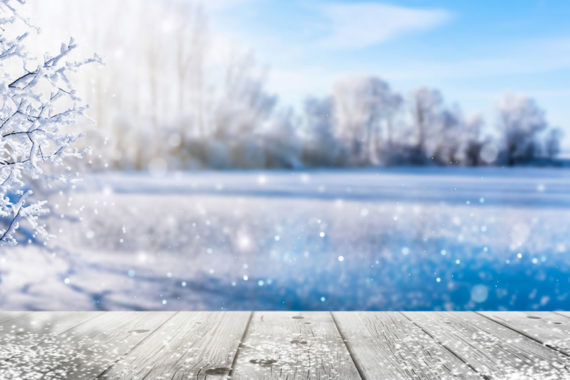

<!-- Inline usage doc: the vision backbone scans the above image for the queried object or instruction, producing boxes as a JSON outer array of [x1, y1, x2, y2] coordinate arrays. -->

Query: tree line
[[300, 79, 563, 168], [30, 0, 564, 171]]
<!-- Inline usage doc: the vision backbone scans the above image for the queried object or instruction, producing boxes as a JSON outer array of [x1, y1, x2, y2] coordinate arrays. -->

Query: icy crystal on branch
[[0, 0, 98, 245]]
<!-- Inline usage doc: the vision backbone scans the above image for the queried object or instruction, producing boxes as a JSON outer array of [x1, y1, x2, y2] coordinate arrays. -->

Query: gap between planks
[[330, 312, 367, 380], [403, 311, 570, 379], [398, 311, 482, 377], [97, 311, 569, 379], [2, 312, 569, 379], [227, 311, 254, 379], [231, 312, 362, 379], [95, 311, 180, 378]]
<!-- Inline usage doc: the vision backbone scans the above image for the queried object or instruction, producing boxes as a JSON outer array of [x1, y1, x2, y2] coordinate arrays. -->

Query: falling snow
[[0, 169, 569, 311]]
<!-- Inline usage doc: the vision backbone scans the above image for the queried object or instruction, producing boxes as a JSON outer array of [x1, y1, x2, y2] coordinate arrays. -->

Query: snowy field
[[1, 168, 569, 311]]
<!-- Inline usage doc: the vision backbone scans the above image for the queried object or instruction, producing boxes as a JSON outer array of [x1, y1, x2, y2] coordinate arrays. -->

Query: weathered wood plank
[[404, 311, 570, 379], [231, 312, 361, 379], [0, 312, 171, 379], [0, 311, 100, 334], [101, 311, 251, 379], [333, 311, 480, 379], [0, 312, 103, 379], [51, 311, 174, 379], [0, 312, 29, 325], [480, 312, 570, 356], [1, 311, 569, 379]]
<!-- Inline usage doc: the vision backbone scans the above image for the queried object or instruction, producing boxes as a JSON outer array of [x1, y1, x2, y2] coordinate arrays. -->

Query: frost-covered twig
[[0, 0, 95, 246]]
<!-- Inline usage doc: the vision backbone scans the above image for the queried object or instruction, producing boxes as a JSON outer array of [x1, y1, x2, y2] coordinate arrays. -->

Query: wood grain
[[334, 312, 480, 379], [100, 311, 251, 379], [404, 311, 570, 379], [0, 312, 103, 379], [231, 312, 361, 379], [58, 311, 174, 379], [480, 311, 570, 356], [0, 311, 568, 379]]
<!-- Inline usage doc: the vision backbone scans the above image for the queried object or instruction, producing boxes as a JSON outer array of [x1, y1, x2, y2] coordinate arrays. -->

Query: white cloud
[[320, 3, 452, 49], [376, 37, 570, 81]]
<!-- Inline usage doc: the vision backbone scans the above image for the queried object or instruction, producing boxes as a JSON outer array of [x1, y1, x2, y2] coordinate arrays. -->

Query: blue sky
[[208, 0, 570, 149]]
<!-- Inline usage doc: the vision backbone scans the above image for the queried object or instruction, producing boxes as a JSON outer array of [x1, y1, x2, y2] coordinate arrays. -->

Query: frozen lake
[[1, 168, 569, 310]]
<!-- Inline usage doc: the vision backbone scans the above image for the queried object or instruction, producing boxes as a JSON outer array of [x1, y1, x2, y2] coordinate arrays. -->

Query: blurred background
[[27, 0, 569, 171], [1, 0, 569, 311]]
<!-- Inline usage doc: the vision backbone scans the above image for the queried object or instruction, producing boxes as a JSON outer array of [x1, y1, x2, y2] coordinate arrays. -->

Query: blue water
[[5, 169, 569, 310]]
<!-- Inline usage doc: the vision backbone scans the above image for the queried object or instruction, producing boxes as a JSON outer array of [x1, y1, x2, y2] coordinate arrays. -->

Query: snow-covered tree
[[0, 0, 95, 245], [545, 127, 563, 160], [428, 106, 462, 164], [301, 96, 340, 166], [462, 115, 490, 166], [261, 107, 302, 169], [213, 53, 276, 140], [496, 94, 548, 166], [333, 76, 403, 165], [408, 87, 443, 163]]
